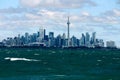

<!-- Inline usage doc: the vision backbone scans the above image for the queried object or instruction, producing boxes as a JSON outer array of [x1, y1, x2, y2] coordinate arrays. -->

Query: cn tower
[[67, 16, 70, 47]]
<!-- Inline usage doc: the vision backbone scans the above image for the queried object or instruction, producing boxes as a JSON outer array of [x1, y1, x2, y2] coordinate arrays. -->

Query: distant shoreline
[[0, 46, 118, 50]]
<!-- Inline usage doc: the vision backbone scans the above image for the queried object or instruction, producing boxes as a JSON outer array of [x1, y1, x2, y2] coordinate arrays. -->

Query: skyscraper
[[92, 32, 96, 46], [85, 32, 90, 47], [62, 33, 66, 47], [80, 33, 85, 46], [38, 27, 45, 42], [17, 34, 21, 46], [25, 32, 31, 45], [71, 36, 77, 47], [44, 29, 46, 40], [55, 34, 62, 47], [67, 17, 70, 47], [49, 32, 54, 47], [49, 32, 54, 39]]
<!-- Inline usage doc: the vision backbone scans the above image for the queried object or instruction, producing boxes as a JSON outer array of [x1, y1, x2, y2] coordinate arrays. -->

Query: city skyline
[[1, 27, 106, 48], [0, 0, 120, 47], [0, 16, 116, 48]]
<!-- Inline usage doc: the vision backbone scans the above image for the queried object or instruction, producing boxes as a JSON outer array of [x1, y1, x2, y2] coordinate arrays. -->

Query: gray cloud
[[0, 8, 120, 29], [103, 9, 120, 17], [0, 7, 39, 14], [0, 7, 27, 14]]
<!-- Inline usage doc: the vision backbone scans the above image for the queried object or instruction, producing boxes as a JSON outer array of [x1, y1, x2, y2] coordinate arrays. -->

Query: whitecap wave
[[97, 60, 102, 62], [54, 75, 66, 77], [34, 53, 39, 56], [4, 57, 39, 61]]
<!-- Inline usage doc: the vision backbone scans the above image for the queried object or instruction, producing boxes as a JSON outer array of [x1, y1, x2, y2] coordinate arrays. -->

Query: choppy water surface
[[0, 48, 120, 80]]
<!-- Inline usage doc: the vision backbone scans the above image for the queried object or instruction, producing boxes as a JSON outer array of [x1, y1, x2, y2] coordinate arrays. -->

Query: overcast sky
[[0, 0, 120, 47]]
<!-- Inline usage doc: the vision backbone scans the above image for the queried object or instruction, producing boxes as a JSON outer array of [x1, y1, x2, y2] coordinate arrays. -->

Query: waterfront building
[[44, 35, 48, 41], [21, 36, 25, 45], [95, 39, 104, 47], [17, 34, 21, 46], [106, 41, 116, 48], [25, 32, 29, 44], [32, 33, 37, 42], [85, 32, 90, 47], [48, 32, 55, 47], [49, 32, 54, 38], [2, 39, 7, 46], [44, 29, 46, 40], [0, 42, 4, 46], [71, 36, 78, 47], [80, 33, 85, 46], [38, 27, 45, 42], [91, 32, 96, 46], [55, 34, 62, 47], [61, 33, 66, 47]]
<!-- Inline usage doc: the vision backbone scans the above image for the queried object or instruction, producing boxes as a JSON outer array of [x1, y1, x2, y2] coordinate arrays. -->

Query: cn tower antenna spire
[[67, 16, 70, 47]]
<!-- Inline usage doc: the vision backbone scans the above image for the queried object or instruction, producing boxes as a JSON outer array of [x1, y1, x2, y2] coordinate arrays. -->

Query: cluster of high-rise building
[[1, 29, 104, 48], [0, 17, 116, 48]]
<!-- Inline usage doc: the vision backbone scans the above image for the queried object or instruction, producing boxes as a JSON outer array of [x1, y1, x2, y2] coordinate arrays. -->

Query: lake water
[[0, 48, 120, 80]]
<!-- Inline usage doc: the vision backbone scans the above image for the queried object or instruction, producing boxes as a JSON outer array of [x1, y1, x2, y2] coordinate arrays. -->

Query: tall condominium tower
[[38, 27, 44, 42], [92, 32, 96, 45], [67, 17, 70, 47]]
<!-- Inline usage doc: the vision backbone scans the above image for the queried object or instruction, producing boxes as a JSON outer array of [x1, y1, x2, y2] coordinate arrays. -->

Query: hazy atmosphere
[[0, 0, 120, 47]]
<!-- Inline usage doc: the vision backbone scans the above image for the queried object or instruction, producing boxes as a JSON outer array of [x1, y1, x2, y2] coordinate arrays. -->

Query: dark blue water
[[0, 48, 120, 80]]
